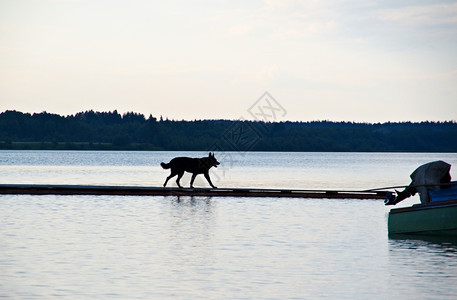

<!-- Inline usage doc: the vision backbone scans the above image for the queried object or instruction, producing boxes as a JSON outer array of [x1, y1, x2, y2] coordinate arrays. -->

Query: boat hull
[[388, 200, 457, 236]]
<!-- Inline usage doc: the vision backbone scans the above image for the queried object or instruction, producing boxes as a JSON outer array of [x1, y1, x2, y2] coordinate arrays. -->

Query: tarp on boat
[[410, 160, 451, 203]]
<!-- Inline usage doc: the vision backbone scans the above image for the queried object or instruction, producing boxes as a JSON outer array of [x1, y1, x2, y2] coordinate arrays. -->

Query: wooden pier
[[0, 184, 389, 199]]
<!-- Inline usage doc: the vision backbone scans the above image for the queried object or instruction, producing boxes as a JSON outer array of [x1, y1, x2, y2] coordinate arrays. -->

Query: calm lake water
[[1, 151, 457, 299]]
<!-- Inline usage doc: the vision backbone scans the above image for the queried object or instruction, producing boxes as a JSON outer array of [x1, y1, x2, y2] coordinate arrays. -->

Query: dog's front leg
[[204, 172, 217, 188]]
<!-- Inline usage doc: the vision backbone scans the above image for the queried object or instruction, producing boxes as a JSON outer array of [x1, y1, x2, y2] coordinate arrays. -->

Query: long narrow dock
[[0, 184, 389, 199]]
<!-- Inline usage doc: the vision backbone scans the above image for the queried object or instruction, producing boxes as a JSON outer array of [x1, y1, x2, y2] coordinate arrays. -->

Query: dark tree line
[[0, 110, 456, 152]]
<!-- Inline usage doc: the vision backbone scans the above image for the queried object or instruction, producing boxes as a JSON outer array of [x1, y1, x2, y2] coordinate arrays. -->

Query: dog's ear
[[208, 152, 212, 157]]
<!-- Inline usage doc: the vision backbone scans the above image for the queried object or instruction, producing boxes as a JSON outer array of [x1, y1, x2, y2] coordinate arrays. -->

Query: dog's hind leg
[[190, 173, 197, 188], [163, 170, 177, 187], [176, 171, 184, 188], [163, 175, 172, 187]]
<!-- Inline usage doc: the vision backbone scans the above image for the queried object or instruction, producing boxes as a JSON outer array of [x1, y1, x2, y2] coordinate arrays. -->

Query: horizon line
[[2, 109, 456, 125]]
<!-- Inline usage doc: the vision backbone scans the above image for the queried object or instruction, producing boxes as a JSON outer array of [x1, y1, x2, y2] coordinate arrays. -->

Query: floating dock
[[0, 184, 388, 199]]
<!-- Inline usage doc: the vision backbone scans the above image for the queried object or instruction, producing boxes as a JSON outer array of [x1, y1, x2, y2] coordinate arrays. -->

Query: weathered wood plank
[[0, 184, 388, 199]]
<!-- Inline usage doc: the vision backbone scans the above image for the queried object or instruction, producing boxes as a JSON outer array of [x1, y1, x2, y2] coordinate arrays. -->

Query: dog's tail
[[160, 162, 171, 169]]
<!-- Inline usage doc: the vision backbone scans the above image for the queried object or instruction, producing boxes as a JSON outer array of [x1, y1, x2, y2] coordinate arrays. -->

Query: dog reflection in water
[[161, 152, 220, 188]]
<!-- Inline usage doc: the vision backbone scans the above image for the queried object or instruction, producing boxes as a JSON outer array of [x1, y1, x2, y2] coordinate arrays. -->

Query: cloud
[[211, 0, 341, 40], [356, 1, 457, 44], [402, 69, 457, 81], [1, 0, 456, 122], [231, 64, 278, 86], [227, 23, 256, 37], [379, 2, 457, 27]]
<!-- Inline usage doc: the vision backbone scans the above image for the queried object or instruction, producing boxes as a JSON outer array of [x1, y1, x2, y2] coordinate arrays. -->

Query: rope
[[364, 181, 457, 192]]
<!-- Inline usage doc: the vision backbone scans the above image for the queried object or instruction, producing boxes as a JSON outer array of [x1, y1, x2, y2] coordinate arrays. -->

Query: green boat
[[388, 185, 457, 236]]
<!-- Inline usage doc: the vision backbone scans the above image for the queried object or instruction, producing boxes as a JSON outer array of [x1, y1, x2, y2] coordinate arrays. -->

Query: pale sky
[[1, 0, 457, 122]]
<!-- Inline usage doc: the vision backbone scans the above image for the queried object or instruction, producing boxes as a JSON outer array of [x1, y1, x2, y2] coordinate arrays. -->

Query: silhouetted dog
[[161, 152, 220, 188]]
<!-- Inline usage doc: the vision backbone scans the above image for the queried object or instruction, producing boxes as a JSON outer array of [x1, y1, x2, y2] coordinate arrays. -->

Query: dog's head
[[208, 152, 220, 168]]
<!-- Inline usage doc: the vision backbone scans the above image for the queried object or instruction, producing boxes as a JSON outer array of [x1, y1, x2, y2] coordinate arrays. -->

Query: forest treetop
[[1, 110, 456, 152]]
